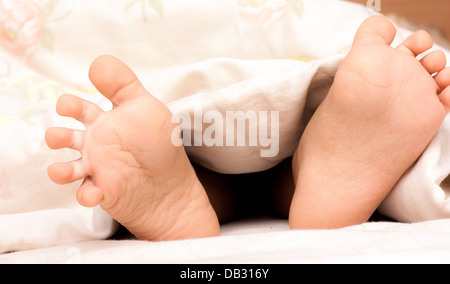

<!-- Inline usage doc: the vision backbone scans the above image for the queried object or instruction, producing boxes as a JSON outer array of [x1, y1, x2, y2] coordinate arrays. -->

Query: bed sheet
[[3, 218, 450, 264], [1, 0, 450, 263]]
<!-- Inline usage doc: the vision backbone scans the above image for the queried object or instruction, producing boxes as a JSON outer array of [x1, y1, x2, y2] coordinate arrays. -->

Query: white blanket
[[1, 0, 450, 263]]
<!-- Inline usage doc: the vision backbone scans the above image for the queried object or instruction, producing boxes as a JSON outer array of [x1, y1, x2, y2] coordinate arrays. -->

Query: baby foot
[[290, 16, 450, 229], [46, 55, 220, 241]]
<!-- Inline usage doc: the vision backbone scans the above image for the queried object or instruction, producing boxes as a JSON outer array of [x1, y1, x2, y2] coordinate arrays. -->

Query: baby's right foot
[[46, 55, 220, 241]]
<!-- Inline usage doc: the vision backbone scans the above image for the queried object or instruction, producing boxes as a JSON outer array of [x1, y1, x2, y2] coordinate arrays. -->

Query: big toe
[[88, 55, 148, 107], [353, 15, 397, 46]]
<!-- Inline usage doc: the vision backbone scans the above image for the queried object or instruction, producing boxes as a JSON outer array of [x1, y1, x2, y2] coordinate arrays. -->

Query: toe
[[353, 15, 397, 46], [56, 94, 103, 126], [435, 67, 450, 90], [439, 86, 450, 112], [88, 55, 148, 107], [420, 50, 447, 74], [396, 30, 433, 57], [48, 160, 87, 185], [77, 177, 104, 208], [46, 128, 84, 151]]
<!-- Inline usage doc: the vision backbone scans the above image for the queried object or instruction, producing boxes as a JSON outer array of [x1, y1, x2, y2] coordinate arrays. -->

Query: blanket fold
[[167, 55, 343, 174], [379, 116, 450, 222]]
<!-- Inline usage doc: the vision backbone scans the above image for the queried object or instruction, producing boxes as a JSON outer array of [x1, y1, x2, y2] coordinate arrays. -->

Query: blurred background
[[346, 0, 450, 46]]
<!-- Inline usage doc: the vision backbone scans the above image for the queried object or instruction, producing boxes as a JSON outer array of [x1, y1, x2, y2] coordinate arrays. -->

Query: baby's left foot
[[290, 16, 450, 229], [46, 56, 220, 241]]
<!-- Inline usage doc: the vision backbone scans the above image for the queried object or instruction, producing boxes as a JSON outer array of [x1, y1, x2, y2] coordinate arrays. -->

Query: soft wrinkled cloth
[[0, 0, 449, 260]]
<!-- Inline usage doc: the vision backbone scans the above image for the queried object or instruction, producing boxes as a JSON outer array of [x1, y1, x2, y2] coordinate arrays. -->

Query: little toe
[[46, 128, 84, 151], [77, 177, 104, 208], [88, 55, 148, 107], [420, 50, 447, 74], [397, 30, 434, 56], [435, 67, 450, 90], [56, 94, 103, 126], [48, 160, 87, 185]]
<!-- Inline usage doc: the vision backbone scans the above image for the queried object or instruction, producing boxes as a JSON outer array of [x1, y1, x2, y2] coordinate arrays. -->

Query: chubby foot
[[46, 55, 220, 241], [290, 16, 450, 229]]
